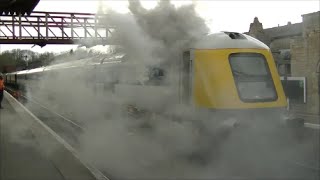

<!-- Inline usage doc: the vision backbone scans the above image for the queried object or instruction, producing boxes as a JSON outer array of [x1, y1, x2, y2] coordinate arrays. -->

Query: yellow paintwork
[[193, 48, 287, 109]]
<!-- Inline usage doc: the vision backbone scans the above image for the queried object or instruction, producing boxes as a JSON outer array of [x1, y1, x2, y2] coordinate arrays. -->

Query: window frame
[[229, 52, 278, 103]]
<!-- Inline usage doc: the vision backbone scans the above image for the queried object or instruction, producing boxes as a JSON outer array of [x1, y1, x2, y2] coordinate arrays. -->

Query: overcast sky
[[0, 0, 319, 53]]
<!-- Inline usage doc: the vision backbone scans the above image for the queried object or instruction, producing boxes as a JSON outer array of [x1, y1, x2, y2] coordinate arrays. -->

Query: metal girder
[[0, 11, 113, 47]]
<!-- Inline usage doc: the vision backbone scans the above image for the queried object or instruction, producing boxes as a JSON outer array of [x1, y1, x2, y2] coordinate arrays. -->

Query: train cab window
[[149, 68, 164, 79], [229, 53, 278, 102], [145, 67, 165, 85]]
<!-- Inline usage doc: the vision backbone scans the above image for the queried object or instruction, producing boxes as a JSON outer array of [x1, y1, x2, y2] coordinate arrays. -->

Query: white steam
[[76, 2, 214, 177]]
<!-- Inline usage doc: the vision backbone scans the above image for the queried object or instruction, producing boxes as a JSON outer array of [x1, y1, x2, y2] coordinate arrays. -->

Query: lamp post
[[24, 55, 28, 69]]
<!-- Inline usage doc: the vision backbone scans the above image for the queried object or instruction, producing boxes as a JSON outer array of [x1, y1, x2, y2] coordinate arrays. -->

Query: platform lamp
[[24, 55, 28, 70]]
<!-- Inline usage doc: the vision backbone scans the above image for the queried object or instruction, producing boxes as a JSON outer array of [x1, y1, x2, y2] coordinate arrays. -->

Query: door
[[180, 50, 193, 104]]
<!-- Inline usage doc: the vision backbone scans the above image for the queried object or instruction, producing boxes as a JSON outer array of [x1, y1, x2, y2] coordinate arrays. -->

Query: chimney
[[249, 17, 264, 35]]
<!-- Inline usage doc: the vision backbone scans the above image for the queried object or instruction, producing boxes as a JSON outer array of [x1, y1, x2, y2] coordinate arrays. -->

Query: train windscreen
[[229, 53, 278, 102]]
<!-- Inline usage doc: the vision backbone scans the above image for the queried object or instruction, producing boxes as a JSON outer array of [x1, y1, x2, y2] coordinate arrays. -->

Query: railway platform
[[0, 91, 101, 180]]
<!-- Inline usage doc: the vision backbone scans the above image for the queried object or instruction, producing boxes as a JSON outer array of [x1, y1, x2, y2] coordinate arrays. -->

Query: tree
[[0, 49, 55, 73]]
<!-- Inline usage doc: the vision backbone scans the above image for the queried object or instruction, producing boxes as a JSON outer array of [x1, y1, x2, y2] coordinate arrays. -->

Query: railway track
[[19, 94, 84, 149]]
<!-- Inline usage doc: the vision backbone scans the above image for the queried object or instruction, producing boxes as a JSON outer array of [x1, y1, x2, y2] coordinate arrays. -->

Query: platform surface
[[0, 98, 67, 180], [0, 96, 92, 180]]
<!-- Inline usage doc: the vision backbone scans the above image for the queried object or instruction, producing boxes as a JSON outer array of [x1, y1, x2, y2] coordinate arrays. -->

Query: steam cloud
[[78, 1, 217, 178], [105, 0, 208, 84]]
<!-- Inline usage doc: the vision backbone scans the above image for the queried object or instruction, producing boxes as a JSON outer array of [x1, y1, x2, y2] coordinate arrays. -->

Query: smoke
[[75, 1, 224, 178], [103, 0, 208, 85]]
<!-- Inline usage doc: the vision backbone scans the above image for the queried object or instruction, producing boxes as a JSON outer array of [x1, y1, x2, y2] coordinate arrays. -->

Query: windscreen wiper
[[232, 70, 251, 77], [232, 70, 270, 81]]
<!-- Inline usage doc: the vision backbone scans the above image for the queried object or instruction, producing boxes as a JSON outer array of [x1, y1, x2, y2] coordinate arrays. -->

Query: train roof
[[17, 67, 45, 74], [9, 53, 124, 75], [45, 53, 124, 69], [191, 32, 269, 50]]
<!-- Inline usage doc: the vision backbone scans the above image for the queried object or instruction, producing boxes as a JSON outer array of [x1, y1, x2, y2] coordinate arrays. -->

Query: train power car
[[114, 32, 288, 126]]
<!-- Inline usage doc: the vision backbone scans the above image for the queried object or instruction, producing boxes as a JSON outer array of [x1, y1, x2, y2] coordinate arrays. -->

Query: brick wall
[[270, 37, 292, 51], [290, 12, 320, 123]]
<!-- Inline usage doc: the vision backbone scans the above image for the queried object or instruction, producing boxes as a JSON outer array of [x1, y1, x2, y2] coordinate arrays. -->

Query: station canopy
[[0, 0, 40, 15]]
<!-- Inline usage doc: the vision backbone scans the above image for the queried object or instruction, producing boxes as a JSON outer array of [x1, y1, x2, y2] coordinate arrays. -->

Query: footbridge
[[0, 11, 112, 47]]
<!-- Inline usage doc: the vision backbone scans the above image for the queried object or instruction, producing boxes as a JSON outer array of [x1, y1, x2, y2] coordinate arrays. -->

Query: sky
[[0, 0, 319, 54]]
